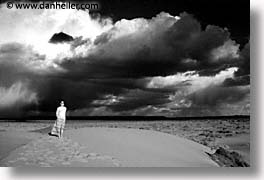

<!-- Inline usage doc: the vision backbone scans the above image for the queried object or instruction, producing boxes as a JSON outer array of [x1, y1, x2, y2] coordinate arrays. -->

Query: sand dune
[[66, 127, 218, 167], [1, 121, 249, 167]]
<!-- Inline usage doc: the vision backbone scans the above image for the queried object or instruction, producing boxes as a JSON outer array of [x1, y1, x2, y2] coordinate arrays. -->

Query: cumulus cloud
[[0, 42, 58, 73], [223, 42, 250, 86], [59, 13, 244, 80], [142, 68, 249, 117], [210, 40, 240, 61], [146, 67, 237, 91], [0, 3, 250, 116], [0, 6, 112, 60]]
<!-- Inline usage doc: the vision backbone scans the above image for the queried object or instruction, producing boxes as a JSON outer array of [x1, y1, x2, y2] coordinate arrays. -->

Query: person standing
[[51, 101, 67, 138]]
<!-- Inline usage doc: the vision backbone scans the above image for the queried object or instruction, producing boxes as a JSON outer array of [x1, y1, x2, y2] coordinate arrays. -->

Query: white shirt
[[56, 106, 67, 120]]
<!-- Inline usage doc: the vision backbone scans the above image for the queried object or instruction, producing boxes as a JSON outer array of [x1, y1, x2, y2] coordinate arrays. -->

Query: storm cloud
[[0, 3, 250, 117], [60, 13, 241, 78], [49, 32, 74, 44], [223, 42, 250, 86]]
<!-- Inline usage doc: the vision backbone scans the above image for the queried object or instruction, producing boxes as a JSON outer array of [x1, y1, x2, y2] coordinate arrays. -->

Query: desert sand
[[0, 131, 33, 160], [0, 118, 249, 167], [0, 127, 218, 167], [66, 127, 218, 167]]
